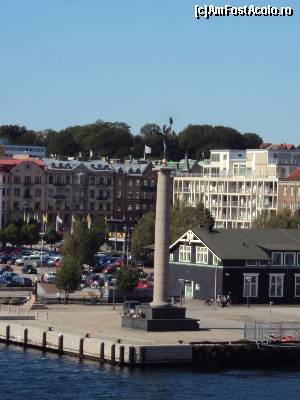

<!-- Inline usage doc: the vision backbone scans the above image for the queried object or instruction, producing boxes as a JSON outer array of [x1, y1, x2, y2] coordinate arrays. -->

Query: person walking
[[57, 292, 61, 304]]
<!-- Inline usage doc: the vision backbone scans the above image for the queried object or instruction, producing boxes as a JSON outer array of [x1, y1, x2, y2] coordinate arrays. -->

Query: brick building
[[278, 168, 300, 212], [0, 156, 157, 231]]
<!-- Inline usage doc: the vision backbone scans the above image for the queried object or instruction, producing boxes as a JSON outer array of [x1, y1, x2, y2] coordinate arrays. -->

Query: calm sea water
[[1, 344, 300, 400]]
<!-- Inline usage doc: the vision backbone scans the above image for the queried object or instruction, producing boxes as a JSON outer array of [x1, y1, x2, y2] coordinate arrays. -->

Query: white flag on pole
[[144, 145, 152, 154], [56, 214, 63, 232]]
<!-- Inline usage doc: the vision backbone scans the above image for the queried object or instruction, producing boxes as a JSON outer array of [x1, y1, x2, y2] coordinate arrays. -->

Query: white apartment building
[[173, 149, 300, 229]]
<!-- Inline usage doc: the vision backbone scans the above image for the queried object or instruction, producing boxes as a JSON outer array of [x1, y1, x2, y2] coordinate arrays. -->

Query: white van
[[15, 255, 41, 266]]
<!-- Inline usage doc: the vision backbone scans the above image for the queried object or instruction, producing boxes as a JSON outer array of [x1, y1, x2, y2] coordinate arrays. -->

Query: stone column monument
[[122, 160, 199, 331], [151, 164, 173, 307]]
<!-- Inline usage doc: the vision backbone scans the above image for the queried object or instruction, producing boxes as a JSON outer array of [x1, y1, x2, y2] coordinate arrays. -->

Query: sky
[[0, 0, 299, 143]]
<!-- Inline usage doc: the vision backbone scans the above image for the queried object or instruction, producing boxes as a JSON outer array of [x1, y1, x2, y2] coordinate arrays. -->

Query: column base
[[121, 305, 200, 332]]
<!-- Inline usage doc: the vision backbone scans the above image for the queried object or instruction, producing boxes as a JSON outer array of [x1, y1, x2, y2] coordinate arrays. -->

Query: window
[[213, 255, 219, 265], [169, 253, 174, 261], [14, 176, 20, 184], [283, 186, 287, 196], [135, 191, 140, 199], [128, 204, 133, 211], [24, 176, 31, 184], [295, 275, 300, 297], [136, 179, 140, 187], [284, 252, 295, 266], [246, 260, 257, 266], [291, 187, 294, 196], [298, 253, 300, 267], [65, 189, 70, 198], [35, 188, 41, 197], [90, 202, 94, 211], [128, 179, 133, 186], [211, 153, 220, 162], [135, 204, 140, 210], [179, 245, 191, 262], [49, 176, 53, 184], [66, 176, 71, 185], [272, 252, 283, 266], [196, 247, 208, 264], [35, 176, 41, 184], [243, 274, 259, 298], [258, 260, 269, 266], [48, 189, 53, 198], [118, 179, 122, 186], [90, 190, 95, 199], [117, 191, 122, 199], [269, 274, 284, 297], [14, 188, 20, 197]]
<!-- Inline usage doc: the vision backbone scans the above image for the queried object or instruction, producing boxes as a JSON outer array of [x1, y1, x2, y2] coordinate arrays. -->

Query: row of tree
[[253, 209, 300, 229], [0, 121, 264, 161], [0, 222, 62, 247]]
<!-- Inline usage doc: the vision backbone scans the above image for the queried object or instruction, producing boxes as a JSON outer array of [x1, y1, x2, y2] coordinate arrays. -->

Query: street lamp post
[[112, 278, 117, 310], [178, 278, 185, 307], [40, 232, 45, 282], [269, 301, 274, 335], [122, 226, 127, 265]]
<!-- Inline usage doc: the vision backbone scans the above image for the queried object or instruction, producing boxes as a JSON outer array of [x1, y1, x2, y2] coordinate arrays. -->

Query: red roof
[[0, 158, 45, 170], [286, 168, 300, 181]]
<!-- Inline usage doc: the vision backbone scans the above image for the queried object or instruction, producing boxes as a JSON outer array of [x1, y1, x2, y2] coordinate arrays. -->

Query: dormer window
[[285, 252, 295, 266], [272, 252, 283, 266]]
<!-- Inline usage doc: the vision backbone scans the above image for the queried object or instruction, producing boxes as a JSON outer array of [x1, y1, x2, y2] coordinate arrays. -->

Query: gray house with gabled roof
[[168, 228, 300, 304]]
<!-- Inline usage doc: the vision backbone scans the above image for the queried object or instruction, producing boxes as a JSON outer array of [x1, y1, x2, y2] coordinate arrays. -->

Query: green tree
[[114, 266, 139, 300], [170, 201, 214, 243], [1, 223, 23, 247], [131, 203, 214, 259], [55, 255, 82, 303], [131, 212, 155, 259], [178, 124, 263, 159], [62, 219, 106, 267], [20, 223, 40, 246], [44, 224, 62, 245], [253, 209, 300, 229]]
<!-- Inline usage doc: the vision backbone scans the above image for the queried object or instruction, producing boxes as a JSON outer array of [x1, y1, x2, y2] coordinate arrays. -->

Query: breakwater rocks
[[1, 322, 300, 367]]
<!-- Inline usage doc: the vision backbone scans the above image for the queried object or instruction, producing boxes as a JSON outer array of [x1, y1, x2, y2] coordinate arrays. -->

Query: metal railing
[[244, 322, 300, 343]]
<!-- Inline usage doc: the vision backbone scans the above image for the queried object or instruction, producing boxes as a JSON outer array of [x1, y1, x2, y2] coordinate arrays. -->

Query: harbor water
[[1, 344, 300, 400]]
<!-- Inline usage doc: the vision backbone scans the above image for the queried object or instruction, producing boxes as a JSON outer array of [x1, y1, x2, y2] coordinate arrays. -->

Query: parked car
[[0, 265, 14, 272], [12, 276, 33, 287], [0, 254, 13, 263], [102, 264, 122, 274], [136, 279, 153, 289], [21, 265, 37, 274], [0, 275, 14, 287], [44, 272, 56, 283], [47, 256, 62, 267], [85, 274, 104, 287]]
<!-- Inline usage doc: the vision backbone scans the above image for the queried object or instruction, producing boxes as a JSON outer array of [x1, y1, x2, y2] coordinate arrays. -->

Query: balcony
[[23, 181, 32, 186], [53, 182, 65, 186], [54, 194, 66, 200], [23, 194, 32, 199]]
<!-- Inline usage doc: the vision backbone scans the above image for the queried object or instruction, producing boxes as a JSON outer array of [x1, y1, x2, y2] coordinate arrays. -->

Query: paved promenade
[[1, 300, 300, 345]]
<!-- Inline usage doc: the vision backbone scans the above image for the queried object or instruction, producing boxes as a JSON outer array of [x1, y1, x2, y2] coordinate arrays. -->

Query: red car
[[136, 279, 153, 289]]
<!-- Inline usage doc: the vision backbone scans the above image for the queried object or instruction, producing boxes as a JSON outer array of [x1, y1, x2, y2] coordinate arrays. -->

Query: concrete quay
[[1, 300, 300, 366]]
